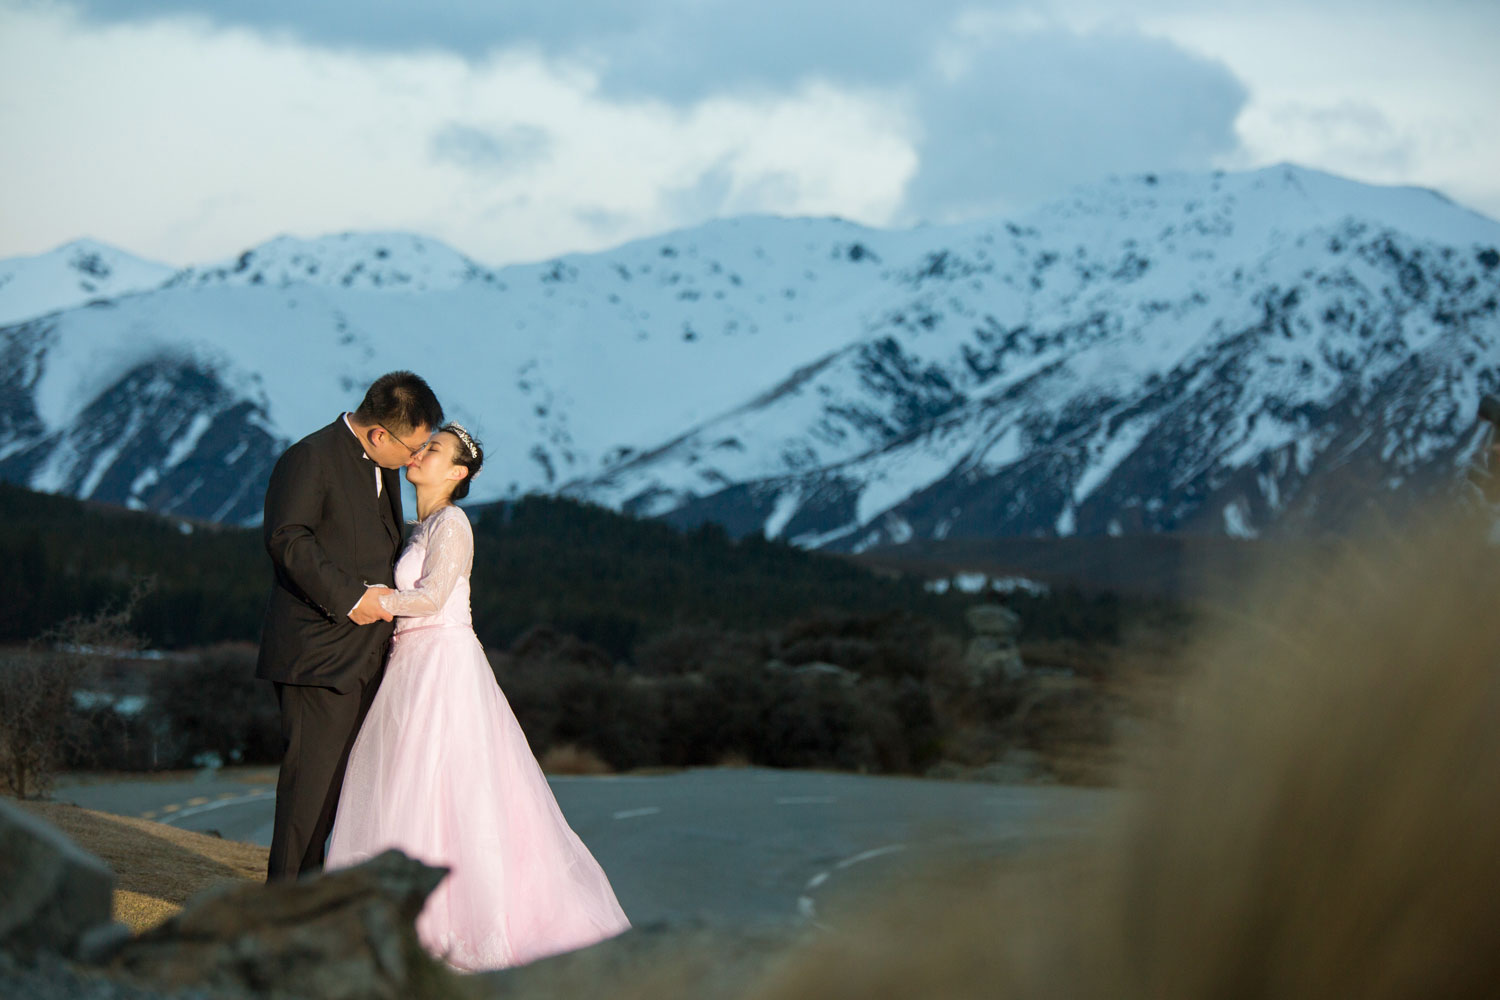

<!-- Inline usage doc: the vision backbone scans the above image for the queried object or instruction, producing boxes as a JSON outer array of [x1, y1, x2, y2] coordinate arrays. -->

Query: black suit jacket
[[255, 417, 404, 693]]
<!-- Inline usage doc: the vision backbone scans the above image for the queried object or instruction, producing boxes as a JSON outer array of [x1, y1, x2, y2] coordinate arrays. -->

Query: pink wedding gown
[[326, 505, 630, 970]]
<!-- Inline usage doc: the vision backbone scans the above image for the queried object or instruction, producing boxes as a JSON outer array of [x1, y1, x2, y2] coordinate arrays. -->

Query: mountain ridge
[[2, 164, 1497, 541]]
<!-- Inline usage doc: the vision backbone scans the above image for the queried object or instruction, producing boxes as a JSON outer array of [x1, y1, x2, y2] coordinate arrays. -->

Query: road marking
[[837, 844, 907, 869], [776, 796, 837, 805], [139, 811, 157, 819], [612, 807, 661, 820], [158, 791, 273, 825], [186, 796, 210, 806], [160, 803, 181, 813], [797, 843, 908, 924]]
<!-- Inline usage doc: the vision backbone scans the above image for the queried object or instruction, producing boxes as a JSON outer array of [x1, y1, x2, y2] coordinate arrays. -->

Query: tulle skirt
[[327, 624, 631, 970]]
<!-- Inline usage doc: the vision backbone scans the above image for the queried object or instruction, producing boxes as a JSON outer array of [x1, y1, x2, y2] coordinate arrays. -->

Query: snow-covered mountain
[[582, 167, 1500, 548], [0, 239, 176, 327], [2, 164, 1497, 541]]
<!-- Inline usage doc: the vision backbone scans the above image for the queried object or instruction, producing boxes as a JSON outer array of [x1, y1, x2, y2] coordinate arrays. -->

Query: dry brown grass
[[537, 743, 613, 776], [716, 505, 1500, 1000], [1001, 627, 1189, 785], [15, 800, 266, 933]]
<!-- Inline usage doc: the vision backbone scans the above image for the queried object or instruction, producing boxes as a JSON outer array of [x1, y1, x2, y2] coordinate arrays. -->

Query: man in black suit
[[257, 371, 444, 881]]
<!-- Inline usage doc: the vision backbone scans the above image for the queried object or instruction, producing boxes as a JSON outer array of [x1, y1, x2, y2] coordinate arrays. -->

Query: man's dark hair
[[353, 371, 443, 434]]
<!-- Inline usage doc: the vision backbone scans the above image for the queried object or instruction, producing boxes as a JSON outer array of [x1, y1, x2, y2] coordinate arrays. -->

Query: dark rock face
[[109, 851, 448, 1000], [0, 808, 462, 1000], [0, 345, 281, 525], [0, 798, 117, 961]]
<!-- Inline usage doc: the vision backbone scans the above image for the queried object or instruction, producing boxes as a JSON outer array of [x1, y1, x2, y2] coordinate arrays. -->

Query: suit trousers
[[266, 672, 383, 882]]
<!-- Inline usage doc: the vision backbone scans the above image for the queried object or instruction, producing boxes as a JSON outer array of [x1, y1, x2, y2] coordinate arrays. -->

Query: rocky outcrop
[[0, 797, 118, 961], [0, 799, 463, 1000], [107, 851, 449, 1000], [962, 604, 1025, 682]]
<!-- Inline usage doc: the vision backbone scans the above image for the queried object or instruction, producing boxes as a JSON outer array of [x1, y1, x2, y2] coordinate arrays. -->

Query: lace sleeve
[[378, 508, 473, 619]]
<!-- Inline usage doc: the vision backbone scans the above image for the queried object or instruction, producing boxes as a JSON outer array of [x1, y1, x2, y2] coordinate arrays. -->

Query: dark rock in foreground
[[107, 850, 450, 1000], [0, 796, 118, 961]]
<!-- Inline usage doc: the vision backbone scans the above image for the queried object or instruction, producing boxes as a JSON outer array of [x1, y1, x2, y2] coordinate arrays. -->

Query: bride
[[326, 423, 630, 970]]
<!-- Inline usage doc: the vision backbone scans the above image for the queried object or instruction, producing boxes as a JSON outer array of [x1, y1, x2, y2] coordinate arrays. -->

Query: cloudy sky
[[2, 0, 1496, 267]]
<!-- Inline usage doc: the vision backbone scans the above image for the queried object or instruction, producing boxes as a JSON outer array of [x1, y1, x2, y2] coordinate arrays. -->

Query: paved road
[[54, 767, 1114, 928]]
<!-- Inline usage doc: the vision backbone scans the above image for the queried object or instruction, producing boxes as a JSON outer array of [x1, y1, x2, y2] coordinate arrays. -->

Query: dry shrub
[[1, 592, 145, 798], [726, 504, 1500, 1000], [538, 743, 613, 776], [508, 624, 614, 672], [635, 624, 768, 676], [776, 609, 936, 682], [148, 642, 280, 768]]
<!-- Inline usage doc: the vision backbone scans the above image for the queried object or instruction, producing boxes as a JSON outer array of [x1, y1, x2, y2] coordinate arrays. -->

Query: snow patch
[[163, 412, 215, 469], [954, 572, 989, 593], [762, 488, 801, 539], [1223, 500, 1258, 538]]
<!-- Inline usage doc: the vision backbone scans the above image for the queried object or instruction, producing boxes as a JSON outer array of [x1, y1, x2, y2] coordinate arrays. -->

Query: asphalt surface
[[54, 767, 1114, 928]]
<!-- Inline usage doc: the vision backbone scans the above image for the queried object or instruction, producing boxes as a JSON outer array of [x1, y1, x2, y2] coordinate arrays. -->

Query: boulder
[[965, 604, 1021, 638], [110, 850, 450, 1000], [963, 636, 1026, 682], [0, 797, 117, 961]]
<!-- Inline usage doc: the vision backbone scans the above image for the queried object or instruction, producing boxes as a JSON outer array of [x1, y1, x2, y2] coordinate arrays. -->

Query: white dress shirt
[[342, 413, 385, 617], [342, 412, 382, 497]]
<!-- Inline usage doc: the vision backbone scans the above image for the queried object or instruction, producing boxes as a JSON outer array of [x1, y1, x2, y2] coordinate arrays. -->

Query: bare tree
[[0, 583, 147, 799]]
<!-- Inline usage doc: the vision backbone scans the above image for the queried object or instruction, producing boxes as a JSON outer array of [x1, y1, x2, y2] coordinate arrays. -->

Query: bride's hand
[[350, 587, 394, 625]]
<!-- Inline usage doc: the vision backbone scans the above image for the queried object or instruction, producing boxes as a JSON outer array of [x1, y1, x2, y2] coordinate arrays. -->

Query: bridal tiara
[[447, 422, 480, 466]]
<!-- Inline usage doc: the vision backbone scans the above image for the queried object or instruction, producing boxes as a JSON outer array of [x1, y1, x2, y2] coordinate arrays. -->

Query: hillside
[[0, 483, 994, 657], [2, 165, 1494, 543]]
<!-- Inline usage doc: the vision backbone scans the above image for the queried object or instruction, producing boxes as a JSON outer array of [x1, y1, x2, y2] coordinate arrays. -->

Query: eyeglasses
[[377, 423, 429, 458]]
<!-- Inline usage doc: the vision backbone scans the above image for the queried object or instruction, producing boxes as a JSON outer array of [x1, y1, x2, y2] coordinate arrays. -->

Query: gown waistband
[[391, 622, 471, 642]]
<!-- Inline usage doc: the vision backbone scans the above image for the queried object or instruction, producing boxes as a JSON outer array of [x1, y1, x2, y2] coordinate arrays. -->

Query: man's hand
[[349, 586, 394, 625]]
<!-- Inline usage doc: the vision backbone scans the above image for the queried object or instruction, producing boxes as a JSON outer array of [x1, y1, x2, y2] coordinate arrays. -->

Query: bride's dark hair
[[442, 423, 484, 501]]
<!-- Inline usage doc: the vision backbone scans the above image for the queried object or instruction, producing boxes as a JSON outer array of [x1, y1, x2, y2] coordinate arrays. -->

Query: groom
[[256, 371, 444, 881]]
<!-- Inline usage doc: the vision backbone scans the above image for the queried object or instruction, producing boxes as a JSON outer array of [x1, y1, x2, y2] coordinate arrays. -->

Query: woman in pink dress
[[326, 423, 630, 971]]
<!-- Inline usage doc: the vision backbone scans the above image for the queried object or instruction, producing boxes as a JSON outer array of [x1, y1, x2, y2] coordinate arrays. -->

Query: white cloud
[[56, 0, 977, 92], [1049, 0, 1500, 219], [902, 22, 1246, 222], [0, 3, 915, 264], [4, 0, 1492, 269]]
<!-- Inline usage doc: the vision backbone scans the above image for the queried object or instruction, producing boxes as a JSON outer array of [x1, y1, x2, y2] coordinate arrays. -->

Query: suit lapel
[[329, 416, 394, 550]]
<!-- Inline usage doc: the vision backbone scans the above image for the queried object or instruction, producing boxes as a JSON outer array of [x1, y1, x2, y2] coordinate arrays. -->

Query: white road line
[[612, 807, 661, 820], [776, 796, 837, 805], [798, 842, 908, 923], [158, 790, 273, 825], [836, 844, 907, 869]]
